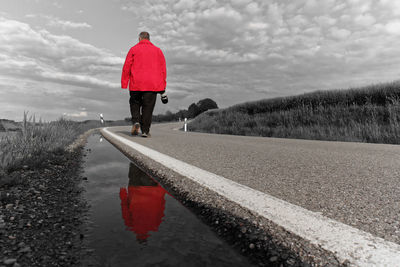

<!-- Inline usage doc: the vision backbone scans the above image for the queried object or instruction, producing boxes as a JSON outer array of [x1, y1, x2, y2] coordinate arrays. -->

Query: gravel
[[0, 149, 88, 267]]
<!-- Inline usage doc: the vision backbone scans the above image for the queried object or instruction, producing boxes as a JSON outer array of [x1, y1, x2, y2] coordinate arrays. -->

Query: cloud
[[47, 17, 92, 30], [330, 27, 351, 39], [52, 1, 62, 9], [174, 0, 196, 10], [385, 20, 400, 35], [117, 0, 400, 113], [0, 16, 122, 90], [378, 0, 398, 13], [122, 0, 271, 64], [0, 75, 128, 122], [64, 111, 88, 118], [245, 2, 261, 14], [354, 13, 376, 27], [26, 14, 92, 30], [3, 0, 400, 121], [0, 15, 129, 121], [314, 15, 336, 27]]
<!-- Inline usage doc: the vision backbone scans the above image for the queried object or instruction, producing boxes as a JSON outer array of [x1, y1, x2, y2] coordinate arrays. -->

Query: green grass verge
[[188, 81, 400, 144]]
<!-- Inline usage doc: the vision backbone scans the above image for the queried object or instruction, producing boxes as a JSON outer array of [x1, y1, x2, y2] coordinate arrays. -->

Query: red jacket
[[121, 39, 167, 92], [119, 185, 166, 241]]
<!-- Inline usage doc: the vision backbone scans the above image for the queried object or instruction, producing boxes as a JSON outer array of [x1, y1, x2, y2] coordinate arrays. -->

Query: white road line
[[102, 127, 400, 266]]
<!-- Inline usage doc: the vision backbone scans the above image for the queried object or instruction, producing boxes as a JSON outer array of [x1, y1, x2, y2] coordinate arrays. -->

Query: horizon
[[2, 0, 400, 121], [4, 78, 399, 123]]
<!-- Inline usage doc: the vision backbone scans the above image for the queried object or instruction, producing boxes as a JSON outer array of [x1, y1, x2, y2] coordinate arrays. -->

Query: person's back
[[121, 31, 167, 137], [122, 39, 166, 92]]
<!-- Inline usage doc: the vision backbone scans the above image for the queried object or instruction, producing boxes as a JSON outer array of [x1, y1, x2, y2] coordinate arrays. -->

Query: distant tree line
[[151, 98, 218, 122]]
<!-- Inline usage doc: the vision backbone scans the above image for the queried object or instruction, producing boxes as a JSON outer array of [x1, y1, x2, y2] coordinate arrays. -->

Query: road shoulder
[[101, 127, 356, 266]]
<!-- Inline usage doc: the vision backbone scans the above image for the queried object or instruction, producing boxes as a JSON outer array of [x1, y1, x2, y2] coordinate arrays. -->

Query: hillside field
[[188, 81, 400, 144]]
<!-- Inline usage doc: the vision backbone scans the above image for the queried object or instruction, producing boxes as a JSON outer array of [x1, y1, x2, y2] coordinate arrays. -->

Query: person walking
[[121, 31, 167, 137]]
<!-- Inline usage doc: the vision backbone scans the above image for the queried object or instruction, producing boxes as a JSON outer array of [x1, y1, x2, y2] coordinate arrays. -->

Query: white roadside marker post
[[100, 113, 104, 125], [184, 118, 187, 132]]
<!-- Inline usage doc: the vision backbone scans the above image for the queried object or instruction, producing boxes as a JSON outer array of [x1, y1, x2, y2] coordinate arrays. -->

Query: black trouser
[[129, 91, 157, 134]]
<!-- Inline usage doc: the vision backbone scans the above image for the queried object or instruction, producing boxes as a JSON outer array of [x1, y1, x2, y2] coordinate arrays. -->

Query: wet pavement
[[81, 134, 255, 267]]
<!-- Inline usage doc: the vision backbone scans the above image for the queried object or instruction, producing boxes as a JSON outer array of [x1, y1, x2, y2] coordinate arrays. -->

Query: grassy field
[[188, 81, 400, 144]]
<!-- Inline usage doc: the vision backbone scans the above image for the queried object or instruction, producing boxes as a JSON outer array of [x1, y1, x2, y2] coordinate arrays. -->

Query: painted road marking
[[102, 127, 400, 266]]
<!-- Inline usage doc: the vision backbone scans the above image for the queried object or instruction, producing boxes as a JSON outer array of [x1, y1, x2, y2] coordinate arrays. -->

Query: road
[[101, 122, 400, 266]]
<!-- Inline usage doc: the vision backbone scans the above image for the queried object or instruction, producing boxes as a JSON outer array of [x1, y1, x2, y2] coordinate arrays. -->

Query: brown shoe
[[131, 123, 140, 136]]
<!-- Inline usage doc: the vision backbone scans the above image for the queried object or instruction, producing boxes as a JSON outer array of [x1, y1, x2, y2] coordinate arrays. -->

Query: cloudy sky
[[1, 0, 400, 121]]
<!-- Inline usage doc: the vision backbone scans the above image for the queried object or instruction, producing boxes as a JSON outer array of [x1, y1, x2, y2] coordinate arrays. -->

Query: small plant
[[0, 112, 82, 179]]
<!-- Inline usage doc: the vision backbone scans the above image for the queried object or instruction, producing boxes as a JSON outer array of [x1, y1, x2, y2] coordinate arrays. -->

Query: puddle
[[82, 134, 255, 267]]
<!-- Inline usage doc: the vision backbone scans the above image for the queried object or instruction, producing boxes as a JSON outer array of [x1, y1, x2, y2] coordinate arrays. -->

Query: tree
[[176, 109, 188, 120], [197, 98, 218, 113], [188, 103, 201, 118], [152, 98, 218, 121], [164, 110, 174, 121]]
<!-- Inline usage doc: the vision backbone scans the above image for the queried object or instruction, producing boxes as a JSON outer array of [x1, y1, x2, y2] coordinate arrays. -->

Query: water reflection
[[83, 134, 255, 266], [119, 163, 167, 242]]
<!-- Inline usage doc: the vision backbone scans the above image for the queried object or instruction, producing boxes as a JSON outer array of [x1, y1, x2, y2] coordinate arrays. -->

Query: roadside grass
[[188, 82, 400, 144], [0, 113, 90, 181]]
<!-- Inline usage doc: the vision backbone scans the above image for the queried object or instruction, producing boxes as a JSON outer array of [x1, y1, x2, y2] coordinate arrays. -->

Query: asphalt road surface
[[102, 122, 400, 265]]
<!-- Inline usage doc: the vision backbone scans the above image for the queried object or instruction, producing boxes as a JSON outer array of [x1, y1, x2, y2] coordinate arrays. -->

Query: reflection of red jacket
[[121, 39, 167, 92], [119, 185, 166, 240]]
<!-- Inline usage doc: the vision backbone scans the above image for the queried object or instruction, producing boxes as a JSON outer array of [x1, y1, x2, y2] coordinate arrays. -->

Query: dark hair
[[139, 32, 150, 40]]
